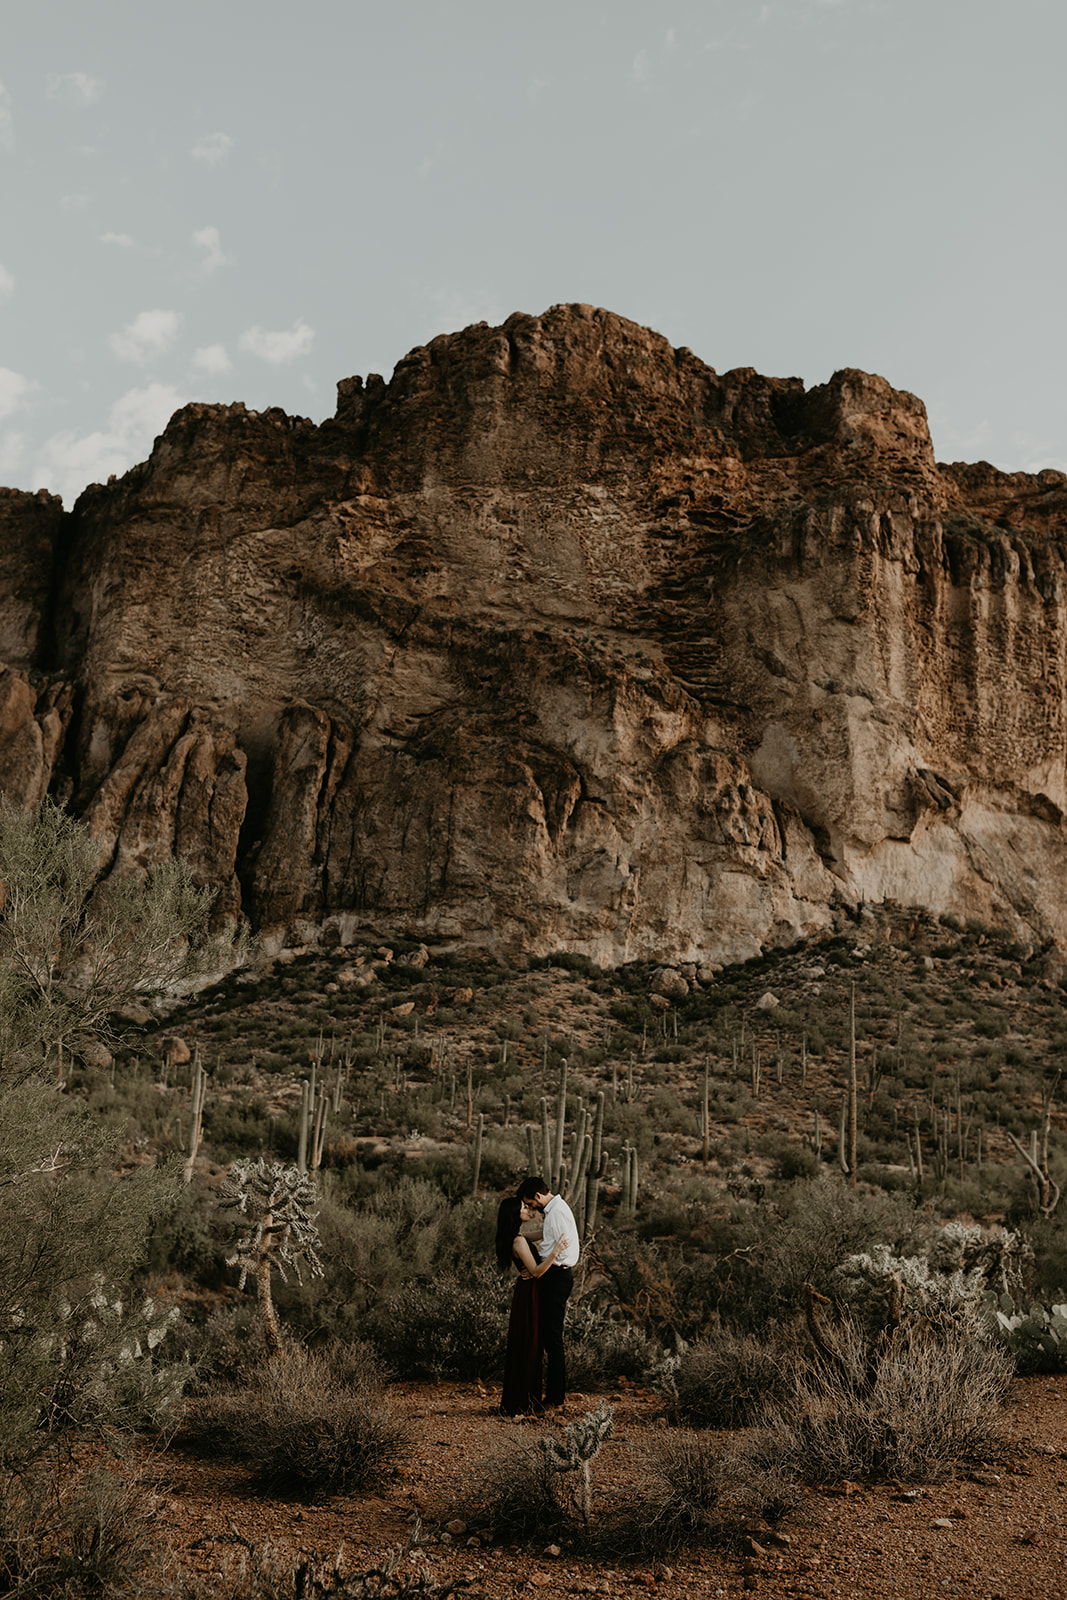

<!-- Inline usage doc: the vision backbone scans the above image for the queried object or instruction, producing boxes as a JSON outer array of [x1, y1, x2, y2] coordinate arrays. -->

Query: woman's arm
[[513, 1234, 570, 1279]]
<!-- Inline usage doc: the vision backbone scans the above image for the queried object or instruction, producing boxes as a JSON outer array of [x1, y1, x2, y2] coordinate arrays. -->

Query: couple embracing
[[494, 1176, 579, 1417]]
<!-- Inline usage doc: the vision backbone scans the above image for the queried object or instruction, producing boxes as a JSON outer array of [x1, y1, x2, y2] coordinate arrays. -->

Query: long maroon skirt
[[500, 1276, 544, 1416]]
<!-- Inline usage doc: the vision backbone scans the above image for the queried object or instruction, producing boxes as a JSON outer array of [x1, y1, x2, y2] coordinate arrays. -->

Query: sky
[[2, 0, 1065, 508]]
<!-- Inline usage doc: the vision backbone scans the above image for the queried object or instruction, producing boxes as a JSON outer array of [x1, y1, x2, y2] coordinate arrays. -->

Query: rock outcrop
[[4, 304, 1067, 965]]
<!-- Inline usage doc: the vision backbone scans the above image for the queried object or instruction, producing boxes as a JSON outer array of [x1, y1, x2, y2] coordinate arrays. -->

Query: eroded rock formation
[[4, 304, 1067, 964]]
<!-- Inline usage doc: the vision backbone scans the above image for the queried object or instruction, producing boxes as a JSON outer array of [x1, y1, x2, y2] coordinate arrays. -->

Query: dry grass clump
[[181, 1343, 407, 1500], [0, 1468, 164, 1599], [174, 1527, 482, 1598], [620, 1429, 797, 1556], [753, 1319, 1013, 1484], [665, 1330, 792, 1428]]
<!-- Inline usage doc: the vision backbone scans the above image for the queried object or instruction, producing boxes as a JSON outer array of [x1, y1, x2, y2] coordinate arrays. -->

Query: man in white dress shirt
[[517, 1175, 579, 1410]]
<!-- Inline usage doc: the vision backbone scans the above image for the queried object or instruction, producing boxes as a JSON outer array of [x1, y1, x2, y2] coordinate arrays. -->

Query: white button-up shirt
[[537, 1193, 580, 1268]]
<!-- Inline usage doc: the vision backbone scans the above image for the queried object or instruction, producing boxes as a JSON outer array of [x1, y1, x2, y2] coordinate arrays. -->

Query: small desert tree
[[0, 795, 222, 1084], [0, 799, 222, 1505], [218, 1159, 324, 1354]]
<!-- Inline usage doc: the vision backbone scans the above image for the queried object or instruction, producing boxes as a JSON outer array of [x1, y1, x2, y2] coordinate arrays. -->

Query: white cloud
[[0, 368, 29, 421], [46, 72, 103, 107], [191, 131, 233, 166], [0, 263, 13, 299], [0, 80, 13, 151], [60, 193, 92, 211], [33, 382, 183, 507], [239, 319, 314, 365], [0, 430, 26, 482], [99, 231, 135, 248], [631, 50, 650, 86], [192, 343, 232, 376], [192, 225, 231, 274], [424, 287, 506, 336], [109, 308, 181, 364]]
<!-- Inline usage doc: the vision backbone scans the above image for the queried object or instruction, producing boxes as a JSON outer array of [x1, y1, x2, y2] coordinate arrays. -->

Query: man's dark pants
[[539, 1265, 573, 1404]]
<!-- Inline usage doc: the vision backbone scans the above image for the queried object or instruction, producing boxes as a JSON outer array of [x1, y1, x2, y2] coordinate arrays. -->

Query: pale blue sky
[[2, 0, 1064, 506]]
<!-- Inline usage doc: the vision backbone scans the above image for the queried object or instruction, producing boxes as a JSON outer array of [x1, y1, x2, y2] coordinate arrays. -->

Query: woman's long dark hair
[[494, 1196, 523, 1270]]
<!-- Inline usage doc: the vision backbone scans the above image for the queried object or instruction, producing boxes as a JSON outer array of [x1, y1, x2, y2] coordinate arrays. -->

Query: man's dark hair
[[517, 1176, 548, 1201]]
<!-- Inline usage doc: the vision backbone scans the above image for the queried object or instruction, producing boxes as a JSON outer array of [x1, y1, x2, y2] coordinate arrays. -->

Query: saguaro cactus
[[471, 1111, 484, 1196], [583, 1091, 606, 1240], [182, 1048, 207, 1185], [1005, 1073, 1062, 1217], [552, 1059, 568, 1192], [620, 1143, 639, 1219]]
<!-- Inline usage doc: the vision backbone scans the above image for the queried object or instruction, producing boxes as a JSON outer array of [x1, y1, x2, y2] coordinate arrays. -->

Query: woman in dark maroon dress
[[494, 1196, 572, 1417]]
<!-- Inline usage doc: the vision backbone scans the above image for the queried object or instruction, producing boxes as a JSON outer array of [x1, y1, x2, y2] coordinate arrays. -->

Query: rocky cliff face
[[4, 304, 1067, 965]]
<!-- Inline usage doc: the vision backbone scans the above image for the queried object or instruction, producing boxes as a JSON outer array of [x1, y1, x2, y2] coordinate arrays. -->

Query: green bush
[[373, 1260, 509, 1379], [772, 1142, 820, 1182]]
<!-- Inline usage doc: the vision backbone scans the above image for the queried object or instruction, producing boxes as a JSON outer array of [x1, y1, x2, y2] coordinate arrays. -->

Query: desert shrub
[[830, 1222, 1031, 1343], [0, 1468, 163, 1600], [563, 1301, 661, 1390], [471, 1404, 614, 1541], [184, 1344, 405, 1499], [709, 1177, 917, 1332], [469, 1429, 569, 1539], [142, 1180, 224, 1286], [0, 1094, 191, 1476], [307, 1181, 491, 1335], [753, 1320, 1012, 1483], [592, 1232, 742, 1342], [665, 1331, 791, 1428], [1025, 1215, 1067, 1300], [620, 1430, 796, 1556], [174, 1306, 276, 1394], [770, 1141, 820, 1182], [372, 1260, 509, 1379]]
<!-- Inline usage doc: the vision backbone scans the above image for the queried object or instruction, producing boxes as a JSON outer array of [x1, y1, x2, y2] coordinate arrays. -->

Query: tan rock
[[651, 966, 689, 1000], [336, 964, 375, 988], [161, 1036, 191, 1068]]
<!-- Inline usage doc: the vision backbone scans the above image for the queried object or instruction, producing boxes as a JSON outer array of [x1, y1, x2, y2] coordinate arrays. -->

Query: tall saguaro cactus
[[182, 1048, 207, 1185], [218, 1158, 324, 1355], [582, 1091, 606, 1240], [552, 1058, 568, 1192]]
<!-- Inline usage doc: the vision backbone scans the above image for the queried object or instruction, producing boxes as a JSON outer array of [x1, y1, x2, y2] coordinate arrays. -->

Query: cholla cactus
[[832, 1223, 1029, 1340], [534, 1400, 614, 1526], [218, 1158, 324, 1355]]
